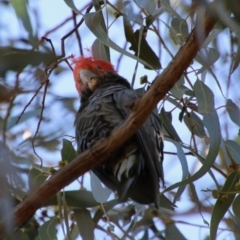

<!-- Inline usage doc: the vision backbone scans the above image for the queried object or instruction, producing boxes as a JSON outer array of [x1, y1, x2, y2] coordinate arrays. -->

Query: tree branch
[[0, 4, 217, 238]]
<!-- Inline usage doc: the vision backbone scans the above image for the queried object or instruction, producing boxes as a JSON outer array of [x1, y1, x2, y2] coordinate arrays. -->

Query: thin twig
[[31, 79, 49, 167], [60, 3, 93, 59], [42, 37, 57, 58], [72, 11, 83, 56], [16, 80, 47, 124]]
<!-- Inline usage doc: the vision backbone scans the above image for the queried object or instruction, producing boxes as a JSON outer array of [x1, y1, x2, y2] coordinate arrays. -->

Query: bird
[[73, 56, 164, 208]]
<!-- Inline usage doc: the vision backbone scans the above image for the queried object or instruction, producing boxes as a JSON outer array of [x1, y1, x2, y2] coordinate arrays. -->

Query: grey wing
[[113, 88, 164, 207], [75, 96, 124, 153], [75, 92, 141, 200], [75, 86, 164, 207]]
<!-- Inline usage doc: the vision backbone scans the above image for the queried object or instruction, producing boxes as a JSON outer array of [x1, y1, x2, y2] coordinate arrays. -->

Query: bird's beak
[[79, 70, 98, 91]]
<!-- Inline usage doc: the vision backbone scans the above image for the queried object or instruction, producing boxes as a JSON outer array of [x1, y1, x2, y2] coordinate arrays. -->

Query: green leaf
[[0, 47, 55, 77], [220, 139, 231, 166], [164, 111, 221, 192], [196, 48, 220, 72], [92, 0, 110, 61], [226, 99, 240, 127], [137, 0, 157, 15], [44, 190, 99, 208], [232, 194, 240, 220], [178, 106, 186, 122], [193, 80, 215, 113], [11, 0, 34, 42], [14, 231, 29, 240], [123, 18, 161, 69], [161, 0, 182, 19], [38, 218, 57, 240], [225, 140, 240, 164], [63, 0, 82, 14], [160, 108, 182, 142], [91, 39, 110, 61], [189, 182, 209, 225], [62, 193, 70, 238], [165, 223, 187, 240], [195, 50, 224, 97], [184, 112, 206, 138], [170, 18, 189, 43], [93, 199, 118, 223], [7, 109, 41, 130], [171, 140, 189, 179], [28, 168, 48, 191], [203, 28, 225, 48], [170, 83, 190, 98], [173, 184, 187, 203], [83, 12, 154, 69], [36, 138, 60, 152], [145, 6, 164, 27], [210, 171, 239, 240], [92, 0, 103, 11], [159, 194, 176, 211], [169, 140, 189, 202], [61, 139, 77, 163], [231, 44, 240, 73], [69, 224, 80, 240], [74, 208, 94, 240], [90, 171, 111, 203]]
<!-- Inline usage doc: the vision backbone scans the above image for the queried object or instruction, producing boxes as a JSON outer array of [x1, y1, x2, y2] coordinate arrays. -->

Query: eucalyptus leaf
[[232, 194, 240, 220], [0, 47, 55, 77], [63, 0, 82, 14], [91, 38, 110, 61], [193, 80, 214, 113], [28, 168, 48, 191], [38, 218, 57, 240], [93, 199, 119, 223], [44, 190, 99, 208], [61, 139, 77, 163], [171, 18, 189, 43], [84, 12, 154, 69], [74, 208, 94, 240], [184, 112, 206, 138], [189, 182, 209, 225], [123, 17, 161, 69], [165, 223, 187, 240], [11, 0, 34, 43], [160, 108, 182, 142], [220, 139, 231, 166], [225, 140, 240, 164], [210, 171, 239, 240], [159, 194, 176, 211], [90, 171, 111, 203], [231, 44, 240, 73], [226, 99, 240, 127], [161, 0, 182, 19], [169, 140, 189, 203], [164, 111, 221, 193]]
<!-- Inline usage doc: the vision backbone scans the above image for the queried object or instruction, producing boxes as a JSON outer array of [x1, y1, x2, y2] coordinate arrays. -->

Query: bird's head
[[72, 56, 115, 96]]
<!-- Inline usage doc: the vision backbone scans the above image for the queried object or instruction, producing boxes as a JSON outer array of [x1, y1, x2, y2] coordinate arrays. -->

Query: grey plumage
[[75, 72, 164, 207]]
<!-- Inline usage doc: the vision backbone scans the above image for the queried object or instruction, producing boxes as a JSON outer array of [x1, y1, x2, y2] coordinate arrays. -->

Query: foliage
[[0, 0, 240, 239]]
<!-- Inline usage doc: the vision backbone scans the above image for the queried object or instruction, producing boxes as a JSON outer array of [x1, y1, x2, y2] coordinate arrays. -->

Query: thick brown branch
[[0, 5, 217, 238]]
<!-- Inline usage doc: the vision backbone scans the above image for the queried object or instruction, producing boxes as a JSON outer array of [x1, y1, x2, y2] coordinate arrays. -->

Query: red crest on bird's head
[[72, 56, 115, 95]]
